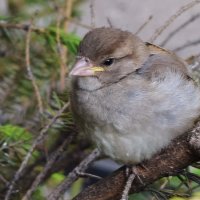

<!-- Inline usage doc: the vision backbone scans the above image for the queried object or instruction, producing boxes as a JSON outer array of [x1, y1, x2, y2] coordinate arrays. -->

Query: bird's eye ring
[[102, 58, 114, 66]]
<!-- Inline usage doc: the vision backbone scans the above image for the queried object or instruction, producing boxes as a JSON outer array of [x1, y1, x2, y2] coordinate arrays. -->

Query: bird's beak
[[69, 57, 104, 77]]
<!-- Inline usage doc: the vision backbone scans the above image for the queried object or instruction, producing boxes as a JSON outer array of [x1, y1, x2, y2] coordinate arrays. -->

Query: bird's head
[[70, 27, 149, 90]]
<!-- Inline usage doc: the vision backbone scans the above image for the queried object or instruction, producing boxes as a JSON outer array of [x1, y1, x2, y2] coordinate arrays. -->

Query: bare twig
[[0, 22, 46, 33], [22, 136, 74, 200], [173, 38, 200, 52], [161, 14, 200, 46], [48, 148, 100, 200], [70, 18, 93, 30], [90, 0, 96, 28], [150, 178, 171, 200], [149, 0, 200, 43], [25, 19, 44, 114], [135, 15, 153, 35], [4, 102, 70, 200], [56, 9, 67, 92], [0, 174, 9, 185], [121, 173, 136, 200], [63, 0, 74, 31], [55, 0, 74, 92], [76, 171, 102, 180], [62, 0, 74, 91], [0, 20, 92, 33], [107, 17, 113, 28]]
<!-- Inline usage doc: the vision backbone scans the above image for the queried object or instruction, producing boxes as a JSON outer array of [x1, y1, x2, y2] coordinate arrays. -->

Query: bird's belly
[[91, 125, 162, 164], [74, 72, 200, 164]]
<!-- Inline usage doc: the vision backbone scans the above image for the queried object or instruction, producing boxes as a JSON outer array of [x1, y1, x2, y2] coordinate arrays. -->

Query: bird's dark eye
[[102, 58, 114, 66]]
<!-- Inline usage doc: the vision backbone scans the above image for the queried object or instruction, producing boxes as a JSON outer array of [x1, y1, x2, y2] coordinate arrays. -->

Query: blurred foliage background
[[0, 0, 200, 200], [0, 0, 85, 199]]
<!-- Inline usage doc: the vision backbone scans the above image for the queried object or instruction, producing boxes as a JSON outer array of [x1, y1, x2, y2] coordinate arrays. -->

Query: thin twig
[[135, 15, 153, 35], [90, 0, 95, 28], [107, 17, 113, 28], [4, 102, 70, 200], [62, 0, 74, 91], [55, 0, 74, 92], [76, 171, 102, 180], [48, 148, 100, 200], [56, 9, 67, 92], [173, 38, 200, 52], [0, 174, 9, 185], [64, 0, 74, 31], [161, 13, 200, 46], [0, 19, 91, 33], [22, 136, 74, 200], [151, 178, 171, 200], [25, 19, 44, 114], [159, 177, 171, 190], [121, 173, 136, 200], [70, 18, 93, 30], [149, 0, 200, 43], [0, 22, 45, 33]]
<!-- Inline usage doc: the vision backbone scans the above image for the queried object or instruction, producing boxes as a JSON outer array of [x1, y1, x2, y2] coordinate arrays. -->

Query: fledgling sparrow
[[69, 27, 200, 165]]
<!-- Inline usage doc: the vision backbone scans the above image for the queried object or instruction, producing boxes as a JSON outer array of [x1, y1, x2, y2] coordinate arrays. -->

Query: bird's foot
[[121, 165, 145, 200]]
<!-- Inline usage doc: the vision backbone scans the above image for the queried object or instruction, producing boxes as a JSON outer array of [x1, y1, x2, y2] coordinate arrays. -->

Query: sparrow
[[69, 27, 200, 165]]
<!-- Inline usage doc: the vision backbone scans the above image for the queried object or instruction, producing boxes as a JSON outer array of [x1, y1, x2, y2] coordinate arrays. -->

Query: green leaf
[[0, 124, 32, 141], [47, 27, 81, 54], [48, 172, 65, 186]]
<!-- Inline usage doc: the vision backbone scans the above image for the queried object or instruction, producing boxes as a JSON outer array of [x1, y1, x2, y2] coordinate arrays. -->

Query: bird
[[69, 27, 200, 166]]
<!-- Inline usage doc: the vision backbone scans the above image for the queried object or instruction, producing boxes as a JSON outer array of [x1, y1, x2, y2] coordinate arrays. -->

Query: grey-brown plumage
[[70, 27, 200, 164]]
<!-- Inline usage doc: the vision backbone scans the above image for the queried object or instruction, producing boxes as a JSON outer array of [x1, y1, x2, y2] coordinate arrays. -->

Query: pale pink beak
[[69, 57, 95, 76]]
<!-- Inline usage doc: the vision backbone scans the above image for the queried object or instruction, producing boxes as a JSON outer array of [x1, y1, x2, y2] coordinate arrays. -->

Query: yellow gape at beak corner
[[91, 66, 105, 72]]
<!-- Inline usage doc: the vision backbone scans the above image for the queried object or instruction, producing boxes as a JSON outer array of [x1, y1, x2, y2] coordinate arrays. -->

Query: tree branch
[[25, 18, 44, 114], [73, 123, 200, 200], [4, 102, 70, 200], [149, 0, 200, 43], [160, 13, 200, 46], [48, 148, 100, 200], [135, 15, 153, 35]]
